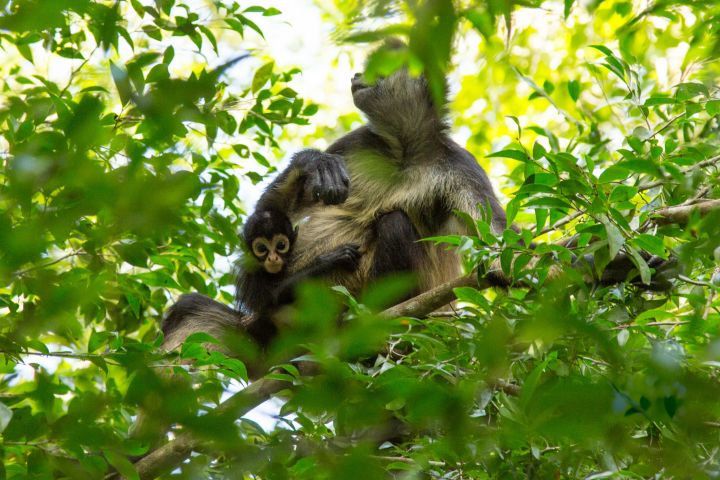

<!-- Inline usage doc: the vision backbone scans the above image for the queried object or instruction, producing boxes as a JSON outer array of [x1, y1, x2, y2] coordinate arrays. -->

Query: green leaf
[[644, 96, 675, 107], [250, 151, 269, 168], [600, 215, 625, 259], [464, 9, 493, 40], [104, 451, 139, 480], [109, 61, 132, 105], [241, 15, 265, 38], [609, 185, 638, 202], [532, 141, 546, 160], [116, 243, 148, 267], [707, 100, 720, 116], [520, 352, 556, 409], [635, 309, 675, 323], [506, 115, 521, 137], [506, 197, 519, 226], [146, 63, 169, 83], [525, 197, 572, 210], [88, 330, 113, 353], [598, 165, 629, 183], [675, 82, 708, 101], [0, 402, 13, 433], [500, 248, 514, 277], [163, 46, 175, 64], [568, 79, 580, 101], [303, 104, 319, 116], [142, 24, 162, 40], [198, 25, 218, 53], [487, 149, 530, 162], [233, 144, 250, 158], [543, 80, 555, 94], [252, 61, 274, 93], [631, 234, 667, 259], [243, 6, 281, 16], [453, 287, 489, 309], [564, 0, 575, 18], [627, 246, 651, 285], [184, 332, 221, 345], [589, 44, 614, 57]]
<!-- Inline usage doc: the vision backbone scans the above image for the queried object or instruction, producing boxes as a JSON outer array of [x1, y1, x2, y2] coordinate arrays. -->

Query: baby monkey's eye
[[274, 235, 290, 253], [252, 238, 270, 257]]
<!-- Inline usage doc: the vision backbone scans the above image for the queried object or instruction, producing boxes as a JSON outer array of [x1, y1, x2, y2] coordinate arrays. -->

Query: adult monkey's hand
[[294, 149, 350, 205]]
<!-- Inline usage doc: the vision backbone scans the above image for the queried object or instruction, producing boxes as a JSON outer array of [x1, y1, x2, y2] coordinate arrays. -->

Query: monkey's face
[[251, 234, 291, 274]]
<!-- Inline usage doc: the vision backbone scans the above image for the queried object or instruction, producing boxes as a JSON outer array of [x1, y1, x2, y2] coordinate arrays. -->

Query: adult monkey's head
[[350, 38, 449, 143]]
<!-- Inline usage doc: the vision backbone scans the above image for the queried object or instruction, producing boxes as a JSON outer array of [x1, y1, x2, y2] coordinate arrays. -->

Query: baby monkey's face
[[251, 234, 291, 274]]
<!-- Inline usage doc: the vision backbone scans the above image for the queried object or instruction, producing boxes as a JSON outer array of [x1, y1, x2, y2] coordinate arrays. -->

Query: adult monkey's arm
[[255, 149, 350, 215]]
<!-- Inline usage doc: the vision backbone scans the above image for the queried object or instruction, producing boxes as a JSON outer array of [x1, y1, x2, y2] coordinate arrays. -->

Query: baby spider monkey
[[236, 208, 362, 347]]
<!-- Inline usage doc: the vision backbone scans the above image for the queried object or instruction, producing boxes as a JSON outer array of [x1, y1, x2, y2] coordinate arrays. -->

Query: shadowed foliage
[[1, 0, 719, 479]]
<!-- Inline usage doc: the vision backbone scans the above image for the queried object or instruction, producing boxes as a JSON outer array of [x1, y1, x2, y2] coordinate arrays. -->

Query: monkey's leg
[[370, 210, 424, 283]]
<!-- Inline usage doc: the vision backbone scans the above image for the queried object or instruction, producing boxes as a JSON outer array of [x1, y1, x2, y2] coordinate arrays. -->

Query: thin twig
[[678, 274, 715, 288], [680, 186, 711, 206], [703, 290, 715, 321], [512, 66, 583, 128], [372, 455, 445, 467], [0, 350, 115, 360], [13, 251, 84, 277], [58, 46, 99, 97], [639, 154, 720, 191], [578, 355, 610, 367], [649, 112, 685, 139], [537, 210, 584, 236], [613, 321, 690, 330]]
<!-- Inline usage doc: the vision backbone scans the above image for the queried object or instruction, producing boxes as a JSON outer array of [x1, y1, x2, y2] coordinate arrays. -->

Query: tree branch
[[380, 275, 481, 318], [131, 194, 720, 478], [639, 155, 720, 191], [133, 377, 291, 479], [652, 199, 720, 225]]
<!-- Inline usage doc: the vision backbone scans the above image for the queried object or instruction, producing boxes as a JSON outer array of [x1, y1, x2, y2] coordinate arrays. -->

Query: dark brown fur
[[162, 59, 506, 356]]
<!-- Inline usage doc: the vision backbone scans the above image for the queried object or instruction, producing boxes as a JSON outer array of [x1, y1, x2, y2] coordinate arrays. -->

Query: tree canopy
[[1, 0, 719, 478]]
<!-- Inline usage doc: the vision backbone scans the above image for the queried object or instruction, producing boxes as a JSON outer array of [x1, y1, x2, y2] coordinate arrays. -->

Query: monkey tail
[[161, 293, 245, 352]]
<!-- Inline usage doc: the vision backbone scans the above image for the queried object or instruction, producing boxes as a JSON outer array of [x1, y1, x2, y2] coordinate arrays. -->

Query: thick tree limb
[[133, 377, 291, 479], [134, 434, 194, 480], [652, 199, 720, 225], [381, 275, 481, 318]]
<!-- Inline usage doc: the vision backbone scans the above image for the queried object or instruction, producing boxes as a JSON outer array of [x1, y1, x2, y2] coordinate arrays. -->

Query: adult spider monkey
[[162, 41, 671, 356], [163, 44, 503, 352]]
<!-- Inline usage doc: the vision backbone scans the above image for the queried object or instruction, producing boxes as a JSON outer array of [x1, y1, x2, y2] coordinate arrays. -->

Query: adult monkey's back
[[163, 44, 505, 352]]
